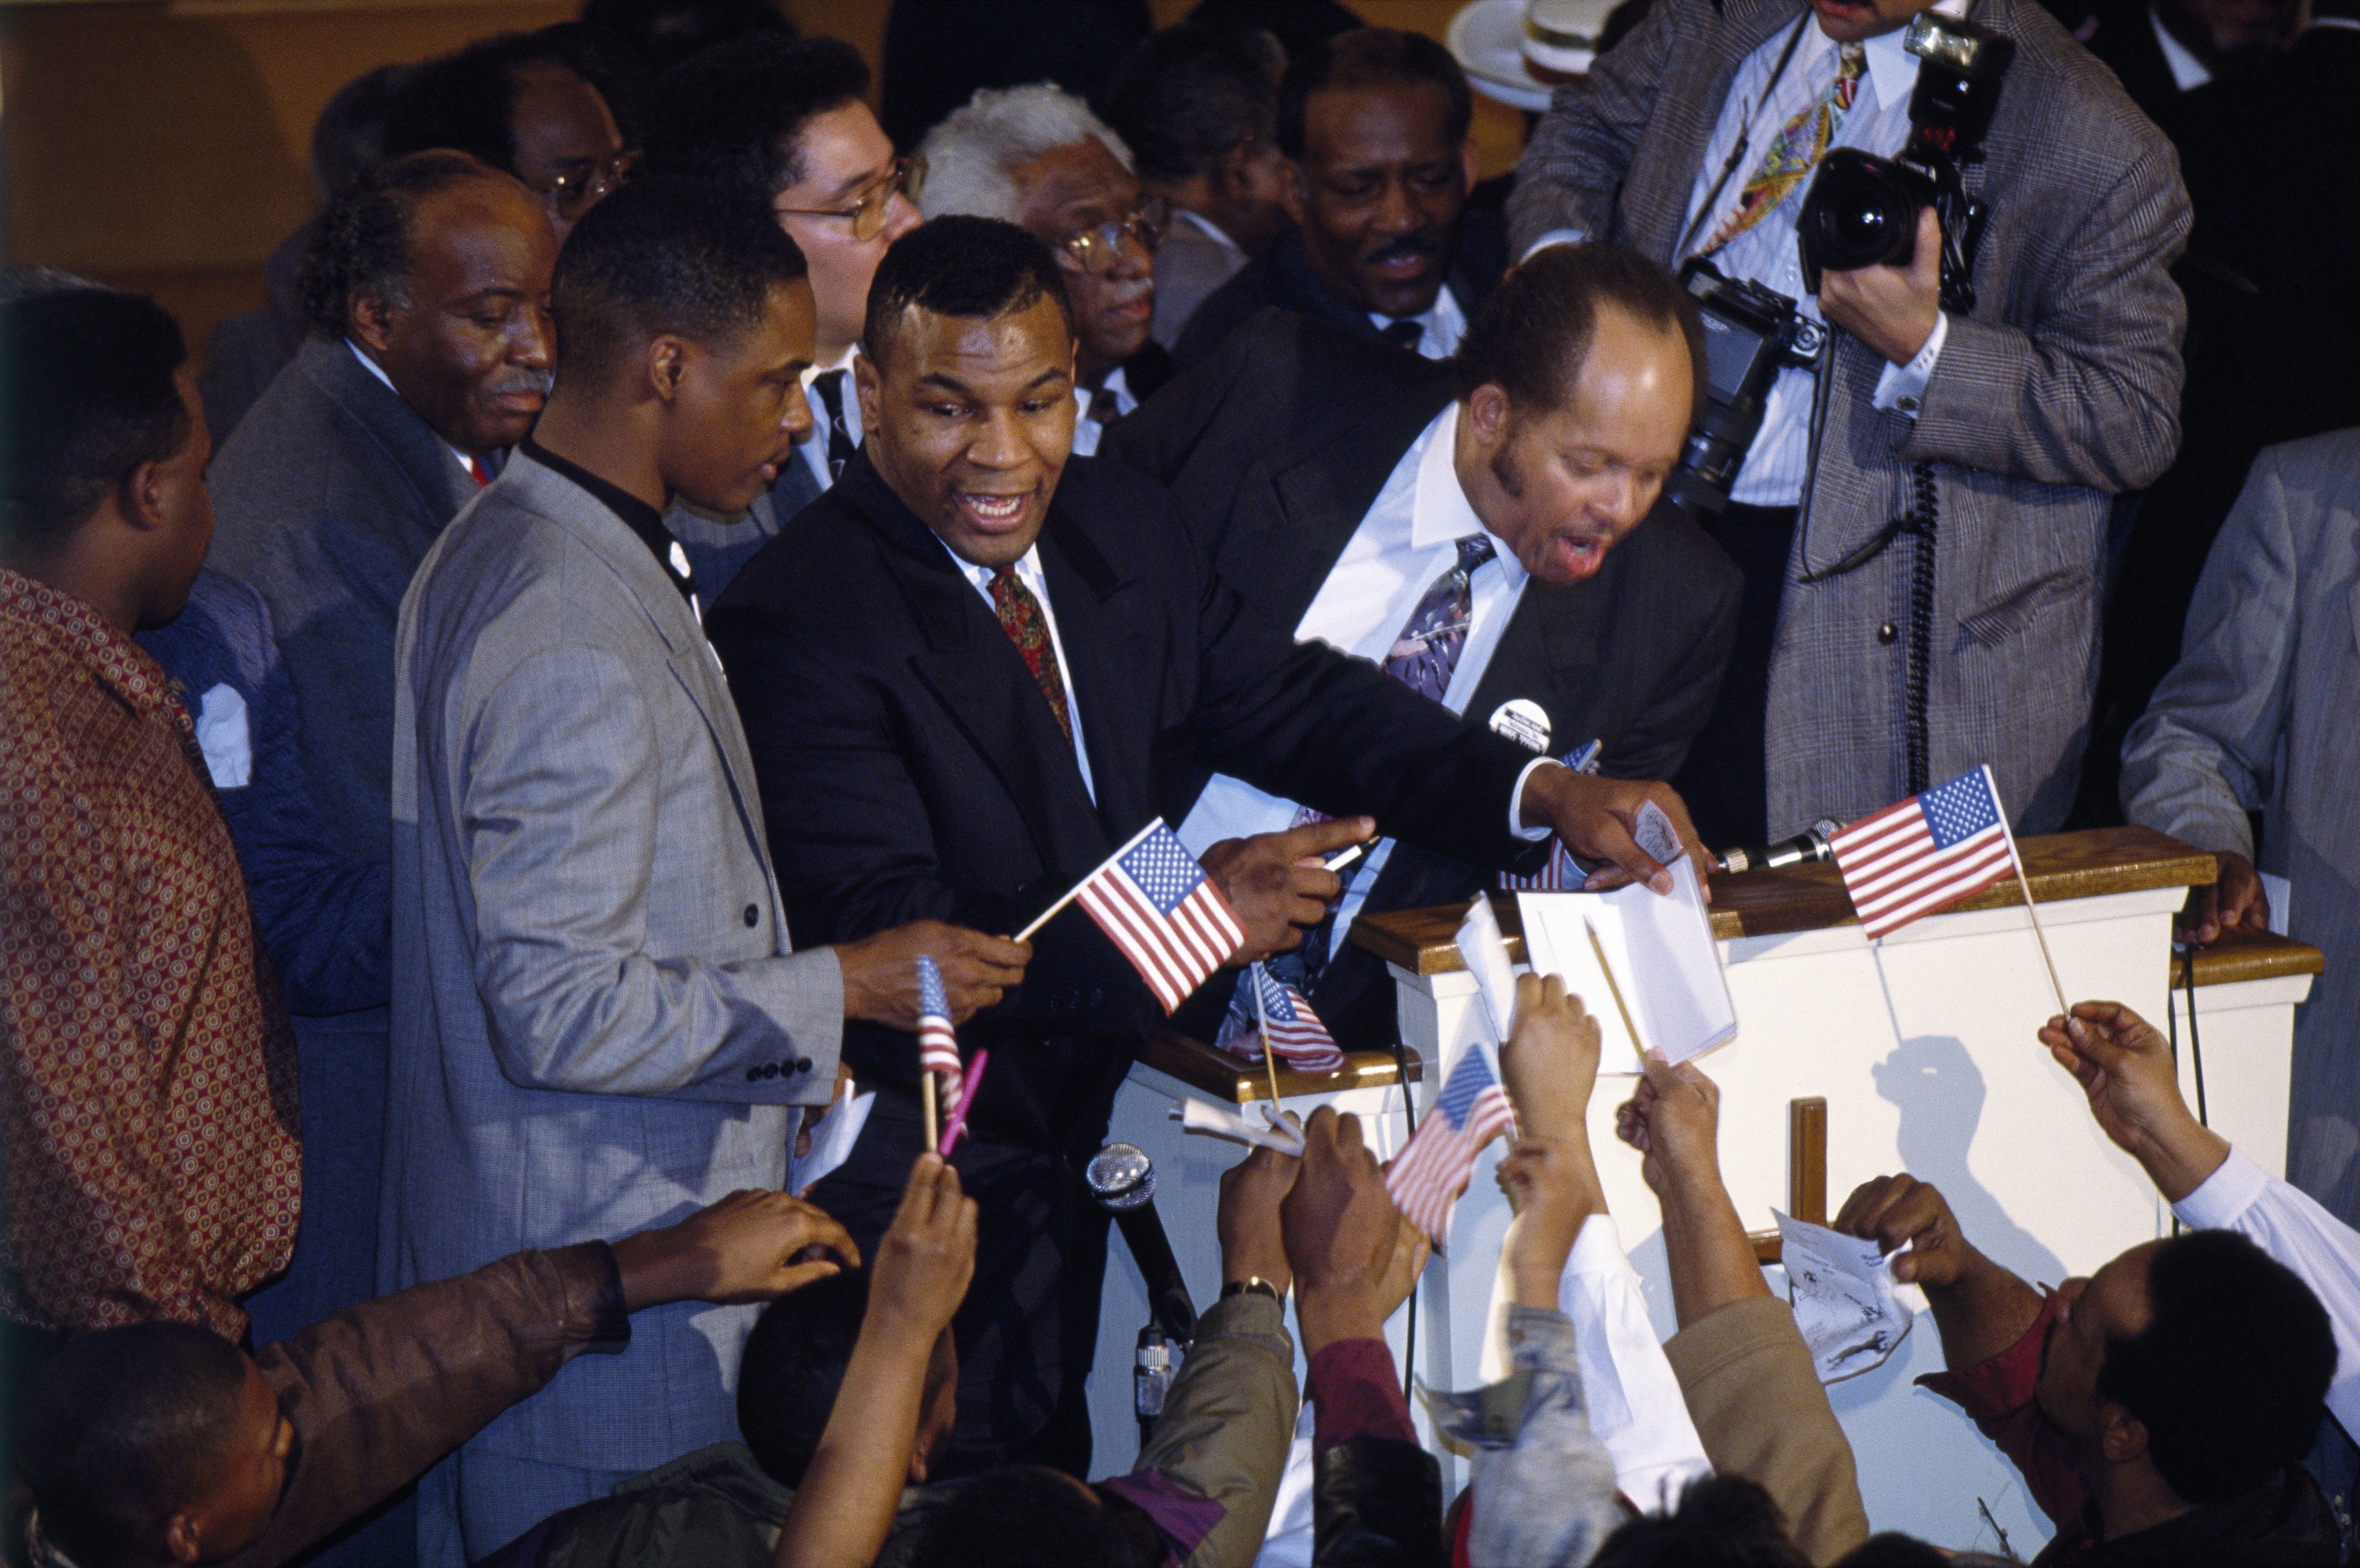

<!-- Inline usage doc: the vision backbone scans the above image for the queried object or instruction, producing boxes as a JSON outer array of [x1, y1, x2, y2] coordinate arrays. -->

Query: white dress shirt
[[1369, 281, 1470, 361], [2149, 7, 2214, 89], [2176, 1146, 2360, 1438], [1178, 407, 1551, 950], [1069, 365, 1137, 459], [798, 346, 865, 491], [939, 538, 1096, 803]]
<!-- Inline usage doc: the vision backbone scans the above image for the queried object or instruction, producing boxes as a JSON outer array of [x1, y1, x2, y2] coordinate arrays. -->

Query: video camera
[[1796, 12, 2015, 312]]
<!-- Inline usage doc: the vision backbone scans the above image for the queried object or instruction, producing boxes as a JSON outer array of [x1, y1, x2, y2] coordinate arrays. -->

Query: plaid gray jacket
[[1508, 0, 2191, 834]]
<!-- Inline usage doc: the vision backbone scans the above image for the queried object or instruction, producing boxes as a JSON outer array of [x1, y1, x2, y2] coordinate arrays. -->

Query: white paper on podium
[[1515, 806, 1734, 1073], [789, 1087, 874, 1194], [1775, 1210, 1915, 1383], [1455, 895, 1522, 1051]]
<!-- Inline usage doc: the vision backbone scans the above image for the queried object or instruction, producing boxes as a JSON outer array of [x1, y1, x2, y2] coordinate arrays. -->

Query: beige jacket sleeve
[[1662, 1297, 1870, 1566], [1134, 1291, 1301, 1568]]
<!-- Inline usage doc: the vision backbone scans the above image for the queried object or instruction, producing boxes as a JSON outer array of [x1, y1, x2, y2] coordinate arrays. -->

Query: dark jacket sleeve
[[225, 1243, 629, 1568], [1503, 0, 1682, 253], [1313, 1440, 1442, 1568], [1603, 511, 1744, 785]]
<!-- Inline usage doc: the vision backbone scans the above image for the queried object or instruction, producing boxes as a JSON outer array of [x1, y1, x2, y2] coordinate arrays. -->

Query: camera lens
[[1833, 198, 1901, 253]]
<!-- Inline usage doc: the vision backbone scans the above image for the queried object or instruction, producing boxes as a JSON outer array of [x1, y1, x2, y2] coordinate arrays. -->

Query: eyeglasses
[[537, 150, 639, 222], [774, 157, 917, 243], [1052, 196, 1171, 274]]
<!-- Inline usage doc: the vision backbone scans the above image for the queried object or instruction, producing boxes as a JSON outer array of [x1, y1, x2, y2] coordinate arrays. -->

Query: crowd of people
[[2, 0, 2356, 1563]]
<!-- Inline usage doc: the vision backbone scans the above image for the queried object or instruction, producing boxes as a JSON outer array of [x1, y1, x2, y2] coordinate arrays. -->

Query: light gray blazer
[[1508, 0, 2191, 834], [2122, 429, 2360, 1222], [385, 453, 844, 1471]]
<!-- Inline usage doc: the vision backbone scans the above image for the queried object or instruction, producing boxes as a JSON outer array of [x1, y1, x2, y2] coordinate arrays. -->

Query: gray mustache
[[488, 368, 555, 400]]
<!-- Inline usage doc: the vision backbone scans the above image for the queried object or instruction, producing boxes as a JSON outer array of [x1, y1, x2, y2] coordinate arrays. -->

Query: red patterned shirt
[[0, 569, 300, 1336]]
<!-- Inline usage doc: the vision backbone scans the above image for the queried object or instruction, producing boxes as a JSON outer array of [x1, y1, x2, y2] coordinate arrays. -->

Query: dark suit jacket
[[705, 451, 1545, 1149], [1172, 209, 1510, 368], [1107, 311, 1742, 1047]]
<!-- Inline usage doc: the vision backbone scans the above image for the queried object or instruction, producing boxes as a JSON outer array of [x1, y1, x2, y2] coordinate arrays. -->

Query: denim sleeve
[[1430, 1306, 1625, 1568]]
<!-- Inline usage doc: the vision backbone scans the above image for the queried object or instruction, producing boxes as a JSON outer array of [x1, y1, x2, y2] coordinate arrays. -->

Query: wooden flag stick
[[921, 1071, 940, 1154], [1012, 817, 1167, 943], [1982, 765, 2070, 1018], [1582, 916, 1647, 1063], [1250, 964, 1286, 1112]]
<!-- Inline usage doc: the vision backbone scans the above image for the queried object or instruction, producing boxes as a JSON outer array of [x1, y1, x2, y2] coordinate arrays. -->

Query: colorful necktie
[[1384, 534, 1497, 702], [811, 369, 857, 481], [990, 565, 1073, 742], [1703, 44, 1865, 256]]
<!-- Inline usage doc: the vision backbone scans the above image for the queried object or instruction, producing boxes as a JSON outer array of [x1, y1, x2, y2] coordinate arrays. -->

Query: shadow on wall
[[1873, 1032, 2067, 1290]]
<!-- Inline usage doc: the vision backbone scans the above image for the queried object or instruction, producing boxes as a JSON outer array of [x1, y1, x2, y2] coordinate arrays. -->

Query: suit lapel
[[304, 337, 477, 525], [1259, 383, 1457, 629], [1037, 506, 1151, 840], [1630, 0, 1813, 260]]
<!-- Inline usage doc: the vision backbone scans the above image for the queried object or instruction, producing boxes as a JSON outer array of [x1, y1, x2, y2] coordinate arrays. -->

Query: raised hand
[[1496, 1140, 1591, 1308], [1499, 972, 1601, 1144], [1615, 1052, 1722, 1199], [2036, 1000, 2230, 1202], [1218, 1121, 1301, 1292], [611, 1188, 860, 1309], [1830, 1173, 1973, 1291], [1516, 765, 1711, 897], [867, 1154, 977, 1350], [1201, 816, 1374, 963], [835, 921, 1031, 1027], [1281, 1107, 1415, 1353]]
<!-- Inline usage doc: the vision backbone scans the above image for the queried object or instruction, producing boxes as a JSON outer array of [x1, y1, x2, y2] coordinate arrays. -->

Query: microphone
[[1087, 1142, 1198, 1446], [1086, 1143, 1195, 1343], [1714, 818, 1845, 876]]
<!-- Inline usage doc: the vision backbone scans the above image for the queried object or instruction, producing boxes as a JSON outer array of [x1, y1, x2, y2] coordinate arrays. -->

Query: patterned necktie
[[990, 565, 1073, 742], [1087, 384, 1125, 429], [1384, 534, 1497, 702], [1294, 533, 1498, 981], [811, 369, 857, 481], [1379, 318, 1426, 353], [1703, 44, 1865, 255]]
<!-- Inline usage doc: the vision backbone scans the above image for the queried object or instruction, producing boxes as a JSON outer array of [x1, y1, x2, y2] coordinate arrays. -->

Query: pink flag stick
[[939, 1049, 989, 1157]]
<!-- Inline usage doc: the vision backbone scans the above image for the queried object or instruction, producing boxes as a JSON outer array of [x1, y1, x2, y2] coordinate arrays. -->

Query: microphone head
[[1086, 1142, 1155, 1212]]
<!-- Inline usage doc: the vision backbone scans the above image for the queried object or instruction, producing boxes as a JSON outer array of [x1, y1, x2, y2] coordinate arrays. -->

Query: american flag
[[1075, 819, 1247, 1014], [1498, 740, 1601, 890], [1830, 766, 2018, 940], [1385, 1047, 1516, 1243], [915, 955, 962, 1100], [1214, 963, 1347, 1075]]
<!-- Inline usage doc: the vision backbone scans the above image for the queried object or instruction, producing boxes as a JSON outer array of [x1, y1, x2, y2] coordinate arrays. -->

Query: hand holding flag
[[1016, 819, 1248, 1014], [1385, 1047, 1517, 1244], [1214, 964, 1348, 1076]]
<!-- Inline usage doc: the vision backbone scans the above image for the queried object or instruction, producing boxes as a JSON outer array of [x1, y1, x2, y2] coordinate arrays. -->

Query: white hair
[[915, 82, 1134, 223]]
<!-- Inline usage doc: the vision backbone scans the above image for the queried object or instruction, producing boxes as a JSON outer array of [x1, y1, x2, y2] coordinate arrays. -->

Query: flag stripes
[[1830, 767, 2017, 940], [1073, 820, 1247, 1014], [1385, 1049, 1516, 1242]]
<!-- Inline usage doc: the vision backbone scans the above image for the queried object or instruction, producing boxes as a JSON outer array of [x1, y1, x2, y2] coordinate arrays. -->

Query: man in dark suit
[[1174, 27, 1508, 369], [706, 217, 1700, 1476], [643, 34, 922, 599], [1109, 244, 1741, 1052], [201, 150, 557, 1351]]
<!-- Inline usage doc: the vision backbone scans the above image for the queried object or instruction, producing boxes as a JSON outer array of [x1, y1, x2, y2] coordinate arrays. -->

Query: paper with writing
[[1775, 1210, 1915, 1383]]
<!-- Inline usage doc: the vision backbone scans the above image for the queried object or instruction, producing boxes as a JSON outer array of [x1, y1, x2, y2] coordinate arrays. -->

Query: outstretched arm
[[1616, 1054, 1770, 1328], [1832, 1175, 2040, 1373]]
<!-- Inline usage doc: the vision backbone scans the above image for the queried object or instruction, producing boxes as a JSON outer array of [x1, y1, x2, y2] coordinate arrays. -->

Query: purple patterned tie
[[1383, 535, 1497, 701]]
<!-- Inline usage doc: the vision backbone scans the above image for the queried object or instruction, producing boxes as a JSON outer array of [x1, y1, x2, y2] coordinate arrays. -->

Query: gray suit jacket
[[1149, 216, 1248, 352], [2121, 429, 2360, 1222], [1508, 0, 2190, 834], [663, 443, 827, 607], [386, 453, 844, 1471]]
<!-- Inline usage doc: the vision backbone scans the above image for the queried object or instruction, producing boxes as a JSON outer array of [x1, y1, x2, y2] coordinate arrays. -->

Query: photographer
[[1508, 0, 2190, 848]]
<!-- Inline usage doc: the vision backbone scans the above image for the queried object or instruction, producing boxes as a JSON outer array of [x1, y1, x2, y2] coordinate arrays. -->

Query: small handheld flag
[[1070, 819, 1247, 1014], [1499, 738, 1603, 890], [1829, 767, 2017, 940], [1215, 964, 1348, 1076], [915, 956, 963, 1102], [1385, 1047, 1516, 1244]]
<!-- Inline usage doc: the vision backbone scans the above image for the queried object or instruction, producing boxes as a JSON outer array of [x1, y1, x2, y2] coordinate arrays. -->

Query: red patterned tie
[[990, 566, 1072, 741]]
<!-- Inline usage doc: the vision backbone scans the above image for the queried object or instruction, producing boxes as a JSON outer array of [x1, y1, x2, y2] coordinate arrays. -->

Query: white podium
[[1091, 827, 2320, 1556]]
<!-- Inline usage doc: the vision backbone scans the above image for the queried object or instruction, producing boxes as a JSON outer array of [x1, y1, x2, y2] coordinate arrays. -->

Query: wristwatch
[[1221, 1276, 1282, 1302]]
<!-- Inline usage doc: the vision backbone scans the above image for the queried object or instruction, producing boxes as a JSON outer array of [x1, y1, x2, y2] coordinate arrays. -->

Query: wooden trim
[[1789, 1097, 1827, 1226], [2177, 927, 2325, 988], [1750, 1230, 1784, 1264], [1135, 1028, 1424, 1107], [1352, 825, 2217, 976]]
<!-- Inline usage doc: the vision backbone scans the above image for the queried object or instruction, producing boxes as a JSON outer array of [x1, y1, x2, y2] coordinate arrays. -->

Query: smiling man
[[1109, 243, 1740, 1051], [386, 180, 1025, 1562], [706, 217, 1706, 1476], [1173, 27, 1507, 369]]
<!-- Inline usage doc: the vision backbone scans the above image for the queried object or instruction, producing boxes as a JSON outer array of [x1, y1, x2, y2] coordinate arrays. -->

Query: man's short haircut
[[862, 217, 1075, 374], [2096, 1229, 2334, 1504], [913, 84, 1132, 225], [1590, 1474, 1811, 1568], [644, 35, 869, 214], [550, 174, 808, 384], [1276, 27, 1474, 163], [15, 1323, 254, 1567], [381, 27, 625, 177], [903, 1465, 1165, 1568], [311, 63, 414, 203], [1100, 21, 1284, 185], [1453, 242, 1705, 419], [297, 149, 501, 339], [737, 1270, 865, 1486], [1, 288, 190, 561]]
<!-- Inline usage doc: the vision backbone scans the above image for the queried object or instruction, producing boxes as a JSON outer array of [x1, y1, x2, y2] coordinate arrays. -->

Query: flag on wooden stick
[[1386, 1047, 1516, 1243], [1829, 766, 2017, 940], [1072, 819, 1247, 1014], [915, 955, 962, 1103], [1215, 963, 1347, 1075]]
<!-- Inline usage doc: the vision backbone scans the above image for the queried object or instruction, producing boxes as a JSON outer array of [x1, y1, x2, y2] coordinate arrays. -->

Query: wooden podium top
[[1351, 825, 2230, 974], [1135, 1026, 1423, 1105]]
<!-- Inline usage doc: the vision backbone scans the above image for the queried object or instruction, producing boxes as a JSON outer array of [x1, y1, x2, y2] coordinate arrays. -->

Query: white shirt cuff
[[1521, 228, 1588, 261], [2172, 1143, 2268, 1231], [1872, 310, 1948, 418], [1509, 757, 1563, 842]]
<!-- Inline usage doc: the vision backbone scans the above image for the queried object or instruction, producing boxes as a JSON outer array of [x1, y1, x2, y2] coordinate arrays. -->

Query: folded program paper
[[1775, 1210, 1915, 1383]]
